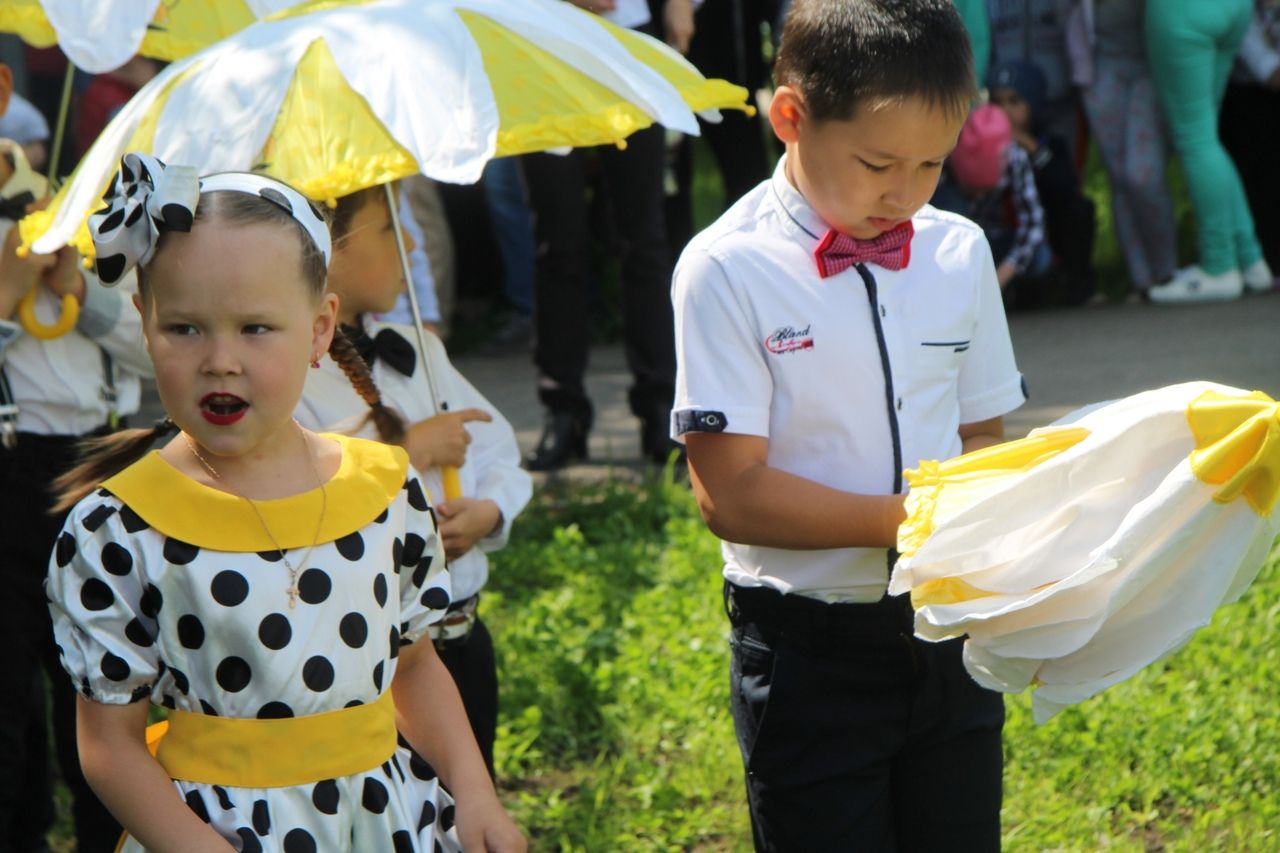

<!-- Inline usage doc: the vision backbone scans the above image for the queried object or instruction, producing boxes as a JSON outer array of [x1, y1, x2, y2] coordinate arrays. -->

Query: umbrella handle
[[441, 465, 462, 501], [18, 289, 79, 340]]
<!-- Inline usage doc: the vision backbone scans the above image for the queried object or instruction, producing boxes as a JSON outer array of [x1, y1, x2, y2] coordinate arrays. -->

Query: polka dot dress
[[46, 439, 462, 852]]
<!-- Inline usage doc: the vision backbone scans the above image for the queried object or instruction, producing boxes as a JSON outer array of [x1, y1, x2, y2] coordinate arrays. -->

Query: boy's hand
[[402, 408, 493, 470], [436, 497, 502, 560], [43, 245, 86, 303], [0, 226, 54, 319]]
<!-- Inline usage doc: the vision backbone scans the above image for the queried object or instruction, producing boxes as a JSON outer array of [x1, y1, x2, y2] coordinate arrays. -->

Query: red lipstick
[[199, 393, 248, 425]]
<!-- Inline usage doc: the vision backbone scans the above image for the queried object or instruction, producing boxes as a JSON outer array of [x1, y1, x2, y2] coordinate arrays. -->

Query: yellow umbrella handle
[[441, 465, 463, 501], [18, 289, 79, 340]]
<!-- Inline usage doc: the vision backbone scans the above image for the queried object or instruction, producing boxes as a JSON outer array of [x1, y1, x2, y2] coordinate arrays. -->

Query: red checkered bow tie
[[813, 221, 914, 278]]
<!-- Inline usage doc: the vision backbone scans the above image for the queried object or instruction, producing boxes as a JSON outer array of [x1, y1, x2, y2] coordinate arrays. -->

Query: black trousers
[[1221, 82, 1280, 270], [0, 433, 121, 852], [726, 583, 1004, 852], [522, 124, 676, 421], [666, 0, 776, 250], [436, 616, 499, 781]]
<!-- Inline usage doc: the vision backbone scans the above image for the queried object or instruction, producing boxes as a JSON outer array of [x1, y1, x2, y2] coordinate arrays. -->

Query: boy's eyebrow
[[864, 145, 959, 161]]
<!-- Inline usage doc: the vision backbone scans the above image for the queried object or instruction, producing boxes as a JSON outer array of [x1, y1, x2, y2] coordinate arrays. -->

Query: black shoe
[[524, 409, 590, 471]]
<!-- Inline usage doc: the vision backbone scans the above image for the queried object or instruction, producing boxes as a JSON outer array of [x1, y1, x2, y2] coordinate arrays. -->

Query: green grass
[[481, 477, 1279, 852], [44, 476, 1278, 850]]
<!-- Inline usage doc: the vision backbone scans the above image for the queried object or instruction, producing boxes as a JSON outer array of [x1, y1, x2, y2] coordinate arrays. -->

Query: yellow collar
[[101, 434, 409, 550]]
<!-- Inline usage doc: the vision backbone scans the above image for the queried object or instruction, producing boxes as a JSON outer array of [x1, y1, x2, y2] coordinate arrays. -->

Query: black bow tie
[[0, 190, 35, 222], [342, 324, 416, 377]]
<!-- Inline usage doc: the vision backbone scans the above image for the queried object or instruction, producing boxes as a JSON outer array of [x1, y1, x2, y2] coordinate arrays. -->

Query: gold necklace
[[183, 422, 328, 609]]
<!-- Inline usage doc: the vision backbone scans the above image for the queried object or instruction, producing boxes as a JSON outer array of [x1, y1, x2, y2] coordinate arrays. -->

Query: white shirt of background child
[[0, 219, 150, 435], [295, 320, 532, 602], [672, 157, 1026, 603]]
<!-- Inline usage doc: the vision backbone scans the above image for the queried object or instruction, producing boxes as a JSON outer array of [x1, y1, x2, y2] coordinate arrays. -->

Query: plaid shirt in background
[[968, 144, 1047, 275]]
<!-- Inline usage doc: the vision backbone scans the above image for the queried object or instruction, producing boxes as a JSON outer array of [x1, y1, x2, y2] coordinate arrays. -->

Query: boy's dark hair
[[775, 0, 977, 123]]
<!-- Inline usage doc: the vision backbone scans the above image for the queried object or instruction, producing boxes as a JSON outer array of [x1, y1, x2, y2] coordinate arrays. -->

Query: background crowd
[[4, 0, 1280, 472], [2, 0, 1279, 850]]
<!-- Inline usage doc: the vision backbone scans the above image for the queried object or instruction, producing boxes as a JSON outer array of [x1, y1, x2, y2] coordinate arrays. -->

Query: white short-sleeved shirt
[[295, 320, 532, 602], [672, 156, 1026, 603]]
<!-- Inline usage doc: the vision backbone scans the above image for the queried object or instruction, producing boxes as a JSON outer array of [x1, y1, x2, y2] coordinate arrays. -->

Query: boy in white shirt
[[671, 1, 1025, 849]]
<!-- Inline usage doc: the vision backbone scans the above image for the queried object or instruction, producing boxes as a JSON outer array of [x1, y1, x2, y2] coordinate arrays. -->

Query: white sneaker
[[1148, 266, 1244, 303], [1242, 258, 1274, 293]]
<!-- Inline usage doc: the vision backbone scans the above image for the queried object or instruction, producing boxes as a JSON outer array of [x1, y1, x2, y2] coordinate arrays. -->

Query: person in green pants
[[954, 0, 992, 84], [1146, 0, 1275, 302]]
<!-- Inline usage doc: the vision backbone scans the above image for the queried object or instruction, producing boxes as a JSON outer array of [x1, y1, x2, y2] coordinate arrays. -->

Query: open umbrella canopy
[[890, 382, 1280, 723], [0, 0, 297, 72], [19, 0, 750, 258]]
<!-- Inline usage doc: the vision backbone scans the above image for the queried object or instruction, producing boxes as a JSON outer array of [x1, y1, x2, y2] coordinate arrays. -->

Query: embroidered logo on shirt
[[764, 324, 814, 355]]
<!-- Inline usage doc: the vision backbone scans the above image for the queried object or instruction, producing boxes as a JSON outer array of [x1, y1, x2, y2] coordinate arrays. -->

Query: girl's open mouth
[[200, 393, 249, 425]]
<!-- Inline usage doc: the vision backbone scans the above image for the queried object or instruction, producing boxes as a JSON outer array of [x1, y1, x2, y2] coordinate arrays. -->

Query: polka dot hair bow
[[89, 153, 200, 286], [89, 153, 333, 287]]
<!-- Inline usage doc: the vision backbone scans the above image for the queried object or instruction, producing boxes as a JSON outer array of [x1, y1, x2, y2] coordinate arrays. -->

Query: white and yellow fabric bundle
[[890, 382, 1279, 723]]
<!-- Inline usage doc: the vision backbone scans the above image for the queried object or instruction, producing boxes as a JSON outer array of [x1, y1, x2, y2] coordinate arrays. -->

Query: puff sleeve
[[45, 494, 160, 704], [394, 474, 452, 644]]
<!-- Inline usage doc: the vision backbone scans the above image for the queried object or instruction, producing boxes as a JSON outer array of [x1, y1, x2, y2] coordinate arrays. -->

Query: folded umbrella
[[890, 381, 1279, 722]]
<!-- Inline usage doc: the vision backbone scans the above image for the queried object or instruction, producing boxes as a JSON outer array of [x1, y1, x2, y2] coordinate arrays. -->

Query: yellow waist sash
[[145, 690, 397, 788]]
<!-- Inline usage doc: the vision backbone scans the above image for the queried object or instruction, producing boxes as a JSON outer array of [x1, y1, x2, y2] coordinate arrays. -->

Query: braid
[[52, 417, 178, 513], [328, 327, 406, 445]]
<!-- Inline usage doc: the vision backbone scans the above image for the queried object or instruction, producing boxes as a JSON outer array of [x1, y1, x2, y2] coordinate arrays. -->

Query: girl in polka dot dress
[[45, 154, 526, 853]]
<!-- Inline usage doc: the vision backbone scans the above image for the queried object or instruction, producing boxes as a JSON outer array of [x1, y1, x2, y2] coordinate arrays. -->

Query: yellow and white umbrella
[[0, 0, 295, 72], [19, 0, 748, 497], [21, 0, 749, 258], [890, 382, 1279, 723]]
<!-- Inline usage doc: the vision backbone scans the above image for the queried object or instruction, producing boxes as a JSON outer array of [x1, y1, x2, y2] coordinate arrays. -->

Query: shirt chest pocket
[[911, 329, 971, 383]]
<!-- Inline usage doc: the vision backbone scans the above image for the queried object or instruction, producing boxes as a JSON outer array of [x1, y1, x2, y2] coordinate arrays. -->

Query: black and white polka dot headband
[[89, 153, 332, 287]]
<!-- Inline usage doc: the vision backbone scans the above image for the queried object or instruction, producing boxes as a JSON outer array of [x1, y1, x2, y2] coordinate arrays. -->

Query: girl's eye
[[859, 158, 890, 174], [923, 161, 945, 171], [166, 323, 197, 336], [243, 324, 273, 335]]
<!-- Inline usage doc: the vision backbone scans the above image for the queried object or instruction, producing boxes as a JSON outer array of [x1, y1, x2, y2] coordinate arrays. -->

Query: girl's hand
[[402, 408, 493, 470], [436, 498, 501, 560], [455, 794, 527, 853]]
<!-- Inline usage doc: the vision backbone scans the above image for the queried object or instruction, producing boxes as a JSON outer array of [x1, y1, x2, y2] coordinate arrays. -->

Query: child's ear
[[312, 291, 339, 355], [768, 85, 806, 145]]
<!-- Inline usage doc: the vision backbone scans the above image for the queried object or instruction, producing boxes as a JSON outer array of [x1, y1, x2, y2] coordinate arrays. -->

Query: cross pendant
[[287, 586, 300, 608]]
